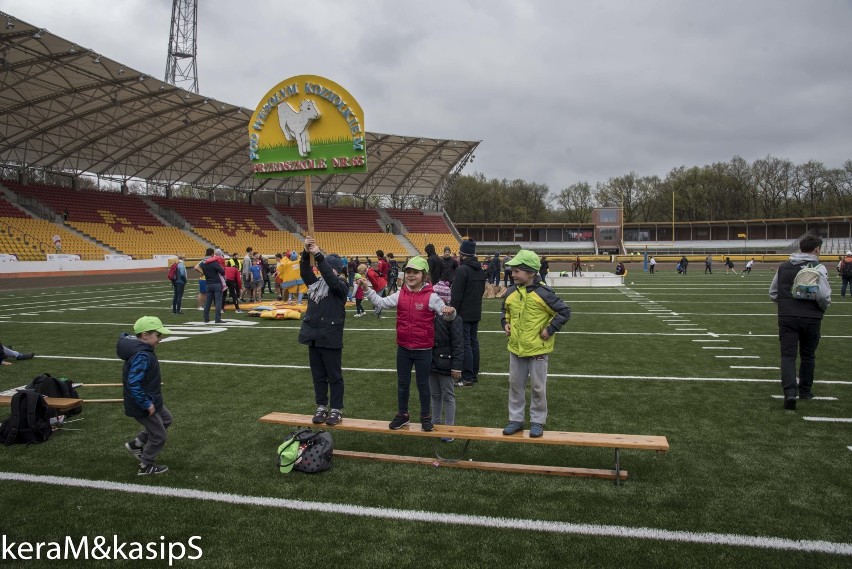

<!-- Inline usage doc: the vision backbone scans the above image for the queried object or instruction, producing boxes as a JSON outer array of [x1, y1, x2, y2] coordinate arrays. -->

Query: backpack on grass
[[0, 389, 52, 445], [791, 263, 823, 301], [277, 428, 333, 474], [26, 373, 81, 417]]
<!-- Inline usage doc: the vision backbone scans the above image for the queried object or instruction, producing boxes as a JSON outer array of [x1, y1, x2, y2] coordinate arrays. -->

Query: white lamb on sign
[[278, 100, 320, 157]]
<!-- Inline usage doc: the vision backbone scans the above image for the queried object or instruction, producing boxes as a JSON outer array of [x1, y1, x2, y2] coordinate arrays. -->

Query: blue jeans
[[462, 320, 480, 382], [203, 282, 223, 322], [396, 347, 432, 417], [842, 276, 851, 297], [172, 282, 185, 313], [348, 273, 355, 301]]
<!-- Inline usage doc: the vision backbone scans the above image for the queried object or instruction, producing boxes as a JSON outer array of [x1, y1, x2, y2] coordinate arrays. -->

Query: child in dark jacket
[[300, 237, 349, 426], [429, 281, 463, 442], [118, 316, 172, 476]]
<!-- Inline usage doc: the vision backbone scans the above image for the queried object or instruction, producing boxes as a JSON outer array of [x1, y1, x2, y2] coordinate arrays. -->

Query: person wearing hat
[[440, 246, 459, 283], [360, 256, 455, 431], [300, 237, 350, 426], [118, 316, 172, 475], [451, 239, 486, 387], [501, 250, 571, 438], [839, 250, 852, 298]]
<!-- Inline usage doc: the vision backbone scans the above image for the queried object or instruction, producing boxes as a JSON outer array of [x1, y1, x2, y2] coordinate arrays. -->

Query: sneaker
[[354, 313, 364, 317], [529, 423, 544, 438], [16, 352, 34, 360], [421, 416, 434, 432], [440, 437, 455, 443], [137, 463, 168, 476], [389, 413, 410, 430], [312, 407, 328, 424], [783, 398, 797, 411], [502, 421, 523, 436], [235, 310, 244, 313], [124, 441, 143, 459], [326, 409, 343, 426], [455, 380, 475, 387]]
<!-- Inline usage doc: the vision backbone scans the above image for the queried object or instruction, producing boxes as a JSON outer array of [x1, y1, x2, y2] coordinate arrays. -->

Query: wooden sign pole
[[305, 175, 315, 265]]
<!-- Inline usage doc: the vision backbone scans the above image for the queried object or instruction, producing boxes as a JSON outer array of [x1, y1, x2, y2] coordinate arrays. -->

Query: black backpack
[[26, 373, 82, 417], [842, 261, 852, 279], [0, 389, 53, 445]]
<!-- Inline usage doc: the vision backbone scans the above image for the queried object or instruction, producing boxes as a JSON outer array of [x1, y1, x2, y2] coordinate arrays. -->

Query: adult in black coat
[[450, 239, 486, 386], [425, 243, 442, 285], [299, 238, 349, 425]]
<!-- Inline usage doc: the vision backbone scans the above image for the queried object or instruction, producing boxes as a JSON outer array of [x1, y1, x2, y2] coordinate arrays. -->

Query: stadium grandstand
[[0, 10, 848, 264]]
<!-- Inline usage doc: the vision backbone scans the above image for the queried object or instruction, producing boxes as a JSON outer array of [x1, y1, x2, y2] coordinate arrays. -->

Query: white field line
[[714, 355, 760, 359], [0, 472, 850, 556], [802, 417, 852, 423], [675, 328, 706, 331], [848, 447, 852, 452], [702, 347, 744, 350], [0, 291, 170, 313], [32, 355, 852, 385], [733, 366, 780, 370], [693, 340, 729, 342], [771, 395, 838, 401]]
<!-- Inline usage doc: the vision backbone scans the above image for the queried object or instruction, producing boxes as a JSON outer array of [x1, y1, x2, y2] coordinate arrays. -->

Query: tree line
[[444, 156, 852, 224]]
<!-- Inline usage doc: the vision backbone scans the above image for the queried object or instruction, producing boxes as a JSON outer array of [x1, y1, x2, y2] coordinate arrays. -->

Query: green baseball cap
[[404, 256, 429, 272], [133, 316, 171, 336], [505, 249, 541, 271]]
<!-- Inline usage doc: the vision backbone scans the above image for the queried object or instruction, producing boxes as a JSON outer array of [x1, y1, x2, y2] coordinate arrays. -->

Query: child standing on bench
[[119, 316, 172, 476], [430, 280, 463, 442], [360, 256, 455, 432], [300, 237, 349, 426], [500, 250, 571, 438]]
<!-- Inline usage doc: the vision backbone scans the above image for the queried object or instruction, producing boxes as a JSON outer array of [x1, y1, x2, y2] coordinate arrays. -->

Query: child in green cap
[[360, 256, 455, 431], [117, 316, 172, 475], [500, 250, 571, 438]]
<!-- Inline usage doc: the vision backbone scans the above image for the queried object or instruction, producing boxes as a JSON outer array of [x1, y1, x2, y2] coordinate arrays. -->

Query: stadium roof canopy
[[0, 11, 479, 202]]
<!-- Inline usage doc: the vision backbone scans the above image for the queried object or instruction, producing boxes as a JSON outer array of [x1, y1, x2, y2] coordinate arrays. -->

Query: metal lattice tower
[[164, 0, 199, 93]]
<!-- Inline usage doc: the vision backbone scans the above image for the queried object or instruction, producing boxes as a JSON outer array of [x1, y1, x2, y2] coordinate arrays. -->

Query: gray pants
[[133, 405, 173, 466], [429, 372, 456, 425], [508, 353, 548, 424], [3, 346, 21, 358]]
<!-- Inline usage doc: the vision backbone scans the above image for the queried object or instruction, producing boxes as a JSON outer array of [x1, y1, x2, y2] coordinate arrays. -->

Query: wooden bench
[[260, 412, 669, 483], [0, 395, 83, 412]]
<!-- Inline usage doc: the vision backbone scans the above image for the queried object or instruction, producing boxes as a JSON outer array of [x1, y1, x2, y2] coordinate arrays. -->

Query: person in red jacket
[[223, 264, 243, 313], [360, 256, 455, 432]]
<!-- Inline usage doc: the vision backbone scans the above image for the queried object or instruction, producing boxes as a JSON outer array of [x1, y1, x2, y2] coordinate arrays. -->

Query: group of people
[[121, 234, 842, 475], [300, 237, 571, 445]]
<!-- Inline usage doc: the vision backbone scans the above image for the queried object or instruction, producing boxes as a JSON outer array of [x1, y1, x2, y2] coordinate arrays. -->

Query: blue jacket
[[117, 334, 163, 418]]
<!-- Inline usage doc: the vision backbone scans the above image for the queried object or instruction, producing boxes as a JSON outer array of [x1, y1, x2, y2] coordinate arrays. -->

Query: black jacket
[[431, 313, 464, 375], [450, 257, 486, 322], [298, 251, 349, 349], [439, 256, 458, 283]]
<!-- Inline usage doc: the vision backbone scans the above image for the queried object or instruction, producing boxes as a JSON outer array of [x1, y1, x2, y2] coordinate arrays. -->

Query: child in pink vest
[[360, 256, 454, 431]]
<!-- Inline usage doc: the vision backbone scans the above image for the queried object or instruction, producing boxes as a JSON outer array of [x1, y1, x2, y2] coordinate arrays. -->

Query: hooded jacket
[[425, 244, 442, 285], [298, 251, 349, 349], [500, 279, 571, 357], [431, 311, 464, 375], [117, 333, 163, 418], [450, 256, 486, 322], [769, 252, 831, 317]]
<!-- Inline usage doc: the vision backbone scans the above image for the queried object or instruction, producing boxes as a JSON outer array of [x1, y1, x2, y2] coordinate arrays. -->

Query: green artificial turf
[[0, 272, 849, 568]]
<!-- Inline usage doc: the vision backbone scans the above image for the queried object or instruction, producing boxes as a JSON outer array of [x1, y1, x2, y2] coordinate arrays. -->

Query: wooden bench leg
[[429, 438, 472, 463], [614, 448, 622, 486]]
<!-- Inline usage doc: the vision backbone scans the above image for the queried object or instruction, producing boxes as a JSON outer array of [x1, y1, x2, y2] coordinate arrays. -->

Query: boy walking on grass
[[118, 316, 172, 475], [500, 250, 571, 438]]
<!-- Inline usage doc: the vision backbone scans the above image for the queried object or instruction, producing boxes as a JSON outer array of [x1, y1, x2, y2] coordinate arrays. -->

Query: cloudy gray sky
[[5, 0, 852, 192]]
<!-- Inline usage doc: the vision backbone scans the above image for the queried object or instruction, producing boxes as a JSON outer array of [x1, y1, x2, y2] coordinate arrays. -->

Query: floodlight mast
[[164, 0, 199, 94]]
